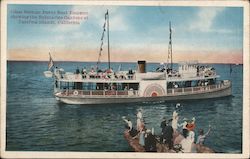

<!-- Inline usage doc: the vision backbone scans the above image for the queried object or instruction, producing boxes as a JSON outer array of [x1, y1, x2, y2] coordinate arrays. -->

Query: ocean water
[[6, 61, 243, 153]]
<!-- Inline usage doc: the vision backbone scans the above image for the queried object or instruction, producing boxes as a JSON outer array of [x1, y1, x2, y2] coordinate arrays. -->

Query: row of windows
[[56, 81, 139, 91]]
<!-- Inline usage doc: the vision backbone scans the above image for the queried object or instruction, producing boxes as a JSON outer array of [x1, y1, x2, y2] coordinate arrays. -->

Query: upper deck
[[54, 66, 219, 83]]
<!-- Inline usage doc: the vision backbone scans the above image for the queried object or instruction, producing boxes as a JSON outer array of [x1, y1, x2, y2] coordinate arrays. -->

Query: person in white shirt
[[180, 129, 193, 153], [172, 110, 179, 132], [136, 109, 143, 131], [137, 109, 142, 119], [187, 130, 195, 143], [122, 116, 132, 131], [136, 118, 142, 131]]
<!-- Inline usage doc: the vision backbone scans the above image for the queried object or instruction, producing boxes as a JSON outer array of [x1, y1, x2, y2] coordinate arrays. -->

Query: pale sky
[[7, 5, 243, 64]]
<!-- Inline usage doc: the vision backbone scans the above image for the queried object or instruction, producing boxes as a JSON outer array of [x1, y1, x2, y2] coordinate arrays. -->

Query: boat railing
[[167, 81, 231, 95], [60, 90, 139, 97], [57, 73, 136, 81]]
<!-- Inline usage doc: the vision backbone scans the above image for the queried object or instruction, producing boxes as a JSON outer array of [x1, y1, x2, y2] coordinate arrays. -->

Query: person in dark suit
[[160, 117, 167, 143], [163, 119, 174, 150], [144, 129, 157, 152]]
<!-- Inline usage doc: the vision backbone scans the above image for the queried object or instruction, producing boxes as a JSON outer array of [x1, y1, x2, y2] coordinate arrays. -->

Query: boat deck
[[56, 81, 231, 98]]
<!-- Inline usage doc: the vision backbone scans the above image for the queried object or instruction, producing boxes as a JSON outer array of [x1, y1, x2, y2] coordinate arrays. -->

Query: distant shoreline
[[6, 60, 243, 65]]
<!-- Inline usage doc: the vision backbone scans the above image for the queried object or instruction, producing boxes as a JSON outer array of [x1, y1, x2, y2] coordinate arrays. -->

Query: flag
[[105, 10, 108, 19], [48, 53, 54, 70]]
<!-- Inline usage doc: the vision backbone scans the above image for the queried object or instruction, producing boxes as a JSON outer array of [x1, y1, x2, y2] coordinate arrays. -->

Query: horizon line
[[6, 60, 243, 65]]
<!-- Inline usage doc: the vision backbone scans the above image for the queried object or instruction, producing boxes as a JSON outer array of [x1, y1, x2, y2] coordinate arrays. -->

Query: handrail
[[167, 81, 231, 95], [61, 90, 139, 97], [59, 81, 231, 97], [56, 72, 136, 81]]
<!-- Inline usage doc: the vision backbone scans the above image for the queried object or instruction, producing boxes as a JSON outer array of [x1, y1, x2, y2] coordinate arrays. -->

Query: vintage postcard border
[[1, 0, 249, 158]]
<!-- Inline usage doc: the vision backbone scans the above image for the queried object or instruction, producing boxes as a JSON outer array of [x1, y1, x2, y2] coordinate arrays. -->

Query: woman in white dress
[[172, 110, 179, 132]]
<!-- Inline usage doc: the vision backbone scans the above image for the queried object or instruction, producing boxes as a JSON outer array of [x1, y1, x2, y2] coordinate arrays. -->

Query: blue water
[[6, 61, 242, 153]]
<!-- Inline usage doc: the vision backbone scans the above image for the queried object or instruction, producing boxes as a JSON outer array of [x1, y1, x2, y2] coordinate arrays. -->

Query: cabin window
[[59, 82, 80, 90], [96, 83, 104, 90], [128, 83, 139, 90], [59, 81, 68, 89], [74, 82, 82, 90], [119, 83, 139, 90], [184, 81, 192, 87], [116, 83, 123, 90]]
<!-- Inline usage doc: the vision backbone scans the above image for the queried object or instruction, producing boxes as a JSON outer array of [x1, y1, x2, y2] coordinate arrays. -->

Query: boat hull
[[55, 86, 231, 105]]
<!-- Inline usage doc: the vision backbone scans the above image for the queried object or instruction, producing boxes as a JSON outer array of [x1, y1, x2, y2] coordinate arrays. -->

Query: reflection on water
[[6, 62, 242, 153]]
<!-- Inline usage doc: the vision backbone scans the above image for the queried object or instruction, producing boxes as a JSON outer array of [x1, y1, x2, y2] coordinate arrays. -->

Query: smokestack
[[137, 61, 146, 73]]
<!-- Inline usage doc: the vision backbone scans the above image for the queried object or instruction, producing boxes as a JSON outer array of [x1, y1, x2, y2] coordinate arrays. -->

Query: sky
[[7, 4, 243, 64]]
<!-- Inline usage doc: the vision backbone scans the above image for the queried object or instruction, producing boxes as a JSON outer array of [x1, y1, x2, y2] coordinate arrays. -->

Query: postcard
[[1, 0, 249, 158]]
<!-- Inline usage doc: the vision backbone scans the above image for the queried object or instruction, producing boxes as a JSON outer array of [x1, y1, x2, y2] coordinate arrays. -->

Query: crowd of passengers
[[156, 65, 216, 78], [167, 79, 216, 89], [196, 66, 216, 77], [123, 104, 211, 153], [75, 67, 134, 79]]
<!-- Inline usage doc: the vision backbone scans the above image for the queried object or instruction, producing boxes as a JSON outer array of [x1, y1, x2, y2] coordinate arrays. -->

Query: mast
[[107, 10, 110, 70], [168, 21, 173, 71]]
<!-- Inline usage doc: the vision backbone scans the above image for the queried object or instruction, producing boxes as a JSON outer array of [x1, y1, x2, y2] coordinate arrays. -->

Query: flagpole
[[107, 10, 110, 70], [169, 21, 173, 71]]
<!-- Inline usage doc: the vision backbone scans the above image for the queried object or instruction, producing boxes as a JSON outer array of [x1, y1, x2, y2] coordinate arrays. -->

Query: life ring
[[73, 90, 79, 96]]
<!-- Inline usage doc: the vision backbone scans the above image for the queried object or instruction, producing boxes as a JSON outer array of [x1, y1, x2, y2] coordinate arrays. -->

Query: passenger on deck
[[81, 67, 87, 78], [106, 68, 113, 74], [196, 125, 211, 145], [162, 119, 174, 150], [76, 67, 80, 74], [145, 129, 157, 152], [89, 67, 96, 78], [128, 68, 133, 79], [124, 86, 128, 91], [128, 68, 133, 74]]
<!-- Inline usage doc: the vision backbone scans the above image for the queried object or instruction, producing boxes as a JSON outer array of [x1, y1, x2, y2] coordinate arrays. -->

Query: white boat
[[43, 70, 53, 78], [45, 11, 232, 105]]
